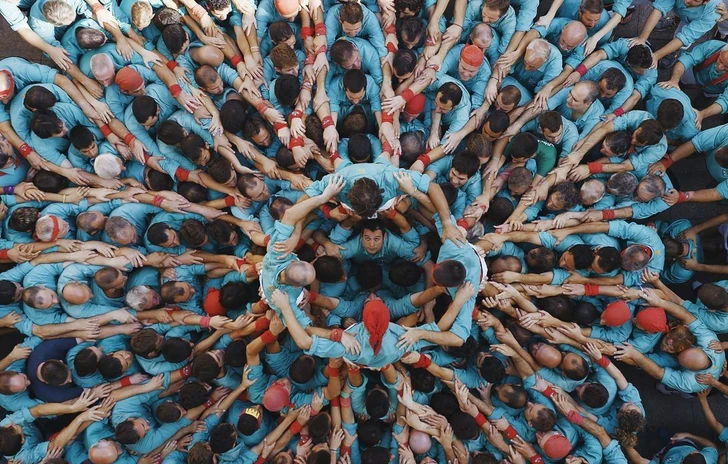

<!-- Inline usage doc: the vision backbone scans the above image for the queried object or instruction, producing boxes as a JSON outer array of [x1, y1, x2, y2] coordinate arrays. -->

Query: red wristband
[[120, 376, 132, 387], [401, 89, 415, 103], [473, 413, 487, 427], [587, 161, 603, 173], [100, 124, 111, 137], [321, 204, 333, 219], [340, 396, 352, 407], [330, 328, 343, 342], [166, 60, 178, 71], [289, 110, 303, 121], [231, 55, 243, 67], [300, 26, 314, 39], [175, 167, 190, 182], [316, 45, 327, 55], [253, 456, 266, 464], [382, 140, 393, 154], [179, 364, 192, 379], [601, 210, 615, 220], [289, 137, 304, 148], [255, 101, 269, 114], [416, 154, 431, 167], [308, 290, 318, 302], [503, 425, 518, 439], [613, 107, 625, 117], [261, 330, 277, 344], [314, 23, 326, 36], [18, 144, 33, 158], [124, 133, 136, 145], [200, 316, 211, 329], [330, 151, 341, 162], [327, 365, 340, 377], [153, 195, 164, 207], [384, 24, 396, 34], [412, 354, 432, 369], [595, 356, 610, 368], [385, 208, 397, 220], [304, 55, 315, 65], [386, 42, 397, 54], [204, 397, 215, 408], [169, 84, 182, 98], [263, 235, 271, 247], [224, 195, 236, 207], [678, 191, 690, 203], [567, 410, 584, 425], [530, 455, 544, 464], [330, 396, 341, 407], [575, 64, 588, 77], [255, 317, 270, 331], [0, 250, 9, 260], [661, 155, 674, 168], [273, 122, 288, 133], [542, 386, 556, 398], [290, 421, 303, 434], [381, 112, 394, 123], [321, 115, 334, 129], [584, 283, 600, 296]]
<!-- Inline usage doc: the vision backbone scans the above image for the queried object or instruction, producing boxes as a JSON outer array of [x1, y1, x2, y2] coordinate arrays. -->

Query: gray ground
[[4, 4, 728, 459]]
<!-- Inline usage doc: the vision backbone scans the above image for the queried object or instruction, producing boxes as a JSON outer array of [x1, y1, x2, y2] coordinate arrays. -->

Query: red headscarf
[[363, 299, 390, 355]]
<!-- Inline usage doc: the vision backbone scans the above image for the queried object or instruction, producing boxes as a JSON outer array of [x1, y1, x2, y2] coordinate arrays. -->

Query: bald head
[[284, 261, 316, 287], [678, 347, 710, 371], [89, 440, 121, 464], [559, 21, 587, 51], [90, 54, 115, 87], [470, 23, 493, 50], [63, 282, 92, 305], [531, 343, 562, 369]]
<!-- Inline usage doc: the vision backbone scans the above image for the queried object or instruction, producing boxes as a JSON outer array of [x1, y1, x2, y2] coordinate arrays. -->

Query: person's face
[[619, 402, 641, 415], [0, 202, 9, 221], [197, 147, 212, 166], [559, 251, 576, 270], [345, 87, 366, 105], [140, 288, 162, 310], [362, 228, 384, 255], [56, 121, 69, 138], [481, 6, 502, 23], [546, 192, 565, 211], [434, 94, 454, 114], [684, 0, 706, 7], [342, 52, 362, 70], [34, 287, 60, 309], [0, 137, 13, 160], [125, 83, 146, 97], [7, 373, 29, 393], [558, 32, 582, 52], [542, 126, 562, 144], [579, 9, 601, 28], [96, 71, 115, 88], [210, 6, 231, 20], [567, 88, 587, 111], [448, 168, 469, 188], [716, 52, 728, 73], [132, 418, 150, 438], [524, 402, 549, 424], [661, 334, 677, 353], [246, 178, 270, 202], [205, 76, 225, 95], [341, 21, 362, 37], [278, 64, 299, 76], [482, 121, 503, 141], [142, 108, 160, 129], [252, 127, 272, 147], [597, 79, 617, 99], [458, 61, 480, 81], [112, 350, 134, 372], [599, 139, 617, 157], [162, 230, 180, 248], [80, 139, 99, 158], [523, 50, 546, 72]]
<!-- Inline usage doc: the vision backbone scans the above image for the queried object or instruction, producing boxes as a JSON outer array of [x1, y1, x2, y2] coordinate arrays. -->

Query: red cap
[[202, 288, 226, 316], [263, 381, 290, 412], [274, 0, 298, 16], [460, 44, 484, 67], [541, 433, 572, 460], [404, 93, 426, 116], [635, 307, 669, 333], [362, 299, 390, 356], [602, 300, 630, 327], [115, 67, 143, 92]]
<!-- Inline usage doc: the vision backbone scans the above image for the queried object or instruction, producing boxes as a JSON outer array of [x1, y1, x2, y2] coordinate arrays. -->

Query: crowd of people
[[2, 0, 728, 461]]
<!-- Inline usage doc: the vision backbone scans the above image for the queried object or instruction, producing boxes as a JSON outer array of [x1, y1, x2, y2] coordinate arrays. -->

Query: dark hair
[[656, 99, 684, 130], [550, 181, 580, 210], [161, 23, 187, 54], [115, 420, 141, 444], [237, 411, 258, 435], [268, 20, 293, 43], [132, 96, 158, 124], [569, 244, 594, 269], [0, 427, 22, 456], [181, 133, 208, 165], [531, 407, 557, 432], [147, 222, 172, 246], [485, 110, 509, 133], [698, 283, 728, 310], [389, 260, 423, 287], [626, 44, 653, 70], [348, 134, 372, 163], [180, 219, 207, 248], [33, 170, 66, 193], [452, 150, 480, 177], [358, 419, 385, 447], [399, 16, 425, 48], [539, 111, 563, 133], [433, 259, 467, 287], [220, 99, 248, 134], [635, 119, 663, 145], [539, 296, 574, 322], [392, 49, 417, 77], [25, 86, 57, 111], [225, 339, 248, 367], [604, 130, 632, 155], [599, 67, 626, 91], [510, 133, 539, 160], [573, 301, 599, 326], [157, 120, 186, 145], [451, 411, 479, 440], [308, 413, 332, 443], [40, 360, 69, 386], [430, 390, 459, 416], [75, 27, 107, 49], [357, 261, 382, 290], [343, 69, 366, 94], [98, 354, 124, 379], [179, 381, 211, 409], [479, 355, 506, 383], [161, 337, 191, 363], [192, 352, 221, 382], [526, 247, 557, 273], [210, 423, 236, 454], [348, 178, 383, 218], [73, 348, 98, 377], [290, 355, 316, 383], [366, 388, 389, 418], [437, 82, 463, 107], [156, 401, 183, 423], [340, 2, 363, 22], [30, 109, 63, 138], [313, 256, 345, 283], [580, 383, 609, 408], [274, 74, 300, 108]]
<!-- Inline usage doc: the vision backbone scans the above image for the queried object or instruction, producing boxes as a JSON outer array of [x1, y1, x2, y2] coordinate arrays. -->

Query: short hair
[[157, 120, 186, 146], [539, 295, 574, 321], [581, 383, 609, 408], [73, 348, 98, 377], [132, 96, 158, 124], [268, 20, 293, 43], [451, 411, 479, 440], [187, 442, 215, 464], [270, 43, 298, 70], [394, 0, 424, 14], [340, 2, 363, 23], [635, 119, 664, 145], [179, 381, 210, 408], [180, 219, 207, 248], [399, 16, 425, 46], [531, 407, 557, 432], [31, 110, 63, 138], [527, 247, 557, 273], [488, 196, 515, 223], [485, 0, 510, 14], [573, 301, 599, 326], [9, 207, 40, 232], [626, 44, 653, 69], [162, 24, 188, 54], [69, 125, 96, 150], [220, 99, 248, 134], [539, 111, 563, 133], [220, 282, 252, 309], [274, 74, 300, 108], [551, 181, 580, 210], [178, 182, 208, 203], [42, 0, 75, 25], [338, 110, 368, 138], [569, 244, 594, 269], [356, 260, 382, 290], [508, 166, 533, 193], [606, 171, 638, 196], [358, 419, 385, 447], [330, 39, 356, 66], [206, 0, 230, 11], [343, 69, 366, 94], [452, 150, 480, 177], [433, 259, 467, 287], [366, 388, 389, 419], [152, 7, 182, 30], [437, 82, 463, 107], [430, 391, 459, 416], [479, 355, 506, 383], [349, 178, 383, 218], [392, 49, 418, 77], [699, 283, 728, 310], [115, 420, 141, 444], [389, 260, 423, 287], [510, 133, 539, 159], [289, 355, 316, 383], [126, 285, 156, 311], [40, 360, 69, 386], [209, 219, 237, 244], [638, 174, 666, 202], [313, 256, 345, 283], [181, 133, 208, 165], [146, 223, 172, 246], [499, 85, 521, 107], [400, 131, 425, 167], [348, 134, 372, 163], [207, 158, 234, 184], [0, 427, 22, 456], [192, 352, 221, 383], [130, 1, 154, 28], [98, 355, 124, 379], [33, 171, 66, 193], [595, 247, 620, 272], [656, 99, 684, 130], [24, 86, 57, 111], [225, 339, 248, 367], [0, 281, 18, 306], [130, 328, 159, 357], [76, 27, 106, 49], [156, 401, 182, 423], [599, 67, 626, 91], [485, 110, 510, 133], [604, 130, 632, 155]]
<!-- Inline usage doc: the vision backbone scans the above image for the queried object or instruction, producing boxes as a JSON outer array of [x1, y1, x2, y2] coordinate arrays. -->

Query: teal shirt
[[440, 44, 492, 109], [654, 0, 720, 46], [612, 111, 668, 171], [0, 58, 58, 124], [23, 263, 68, 325], [692, 122, 728, 182], [463, 3, 516, 54], [427, 155, 483, 204], [0, 408, 49, 464], [656, 219, 700, 284], [649, 443, 718, 464], [645, 86, 699, 142], [662, 319, 724, 392], [28, 0, 93, 47], [584, 61, 634, 115], [325, 3, 385, 53], [547, 87, 605, 138], [602, 38, 658, 99], [510, 42, 563, 93]]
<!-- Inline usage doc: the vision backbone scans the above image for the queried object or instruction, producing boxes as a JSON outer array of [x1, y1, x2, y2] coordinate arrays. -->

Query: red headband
[[0, 71, 15, 98], [49, 216, 60, 242]]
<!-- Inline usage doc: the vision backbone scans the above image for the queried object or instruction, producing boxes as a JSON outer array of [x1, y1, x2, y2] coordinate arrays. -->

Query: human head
[[567, 81, 599, 112], [42, 0, 75, 25], [524, 39, 550, 72], [598, 67, 627, 99], [558, 21, 587, 52], [435, 82, 463, 114]]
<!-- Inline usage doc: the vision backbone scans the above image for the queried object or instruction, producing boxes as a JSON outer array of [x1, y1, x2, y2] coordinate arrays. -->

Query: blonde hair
[[42, 0, 76, 26], [130, 1, 153, 29]]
